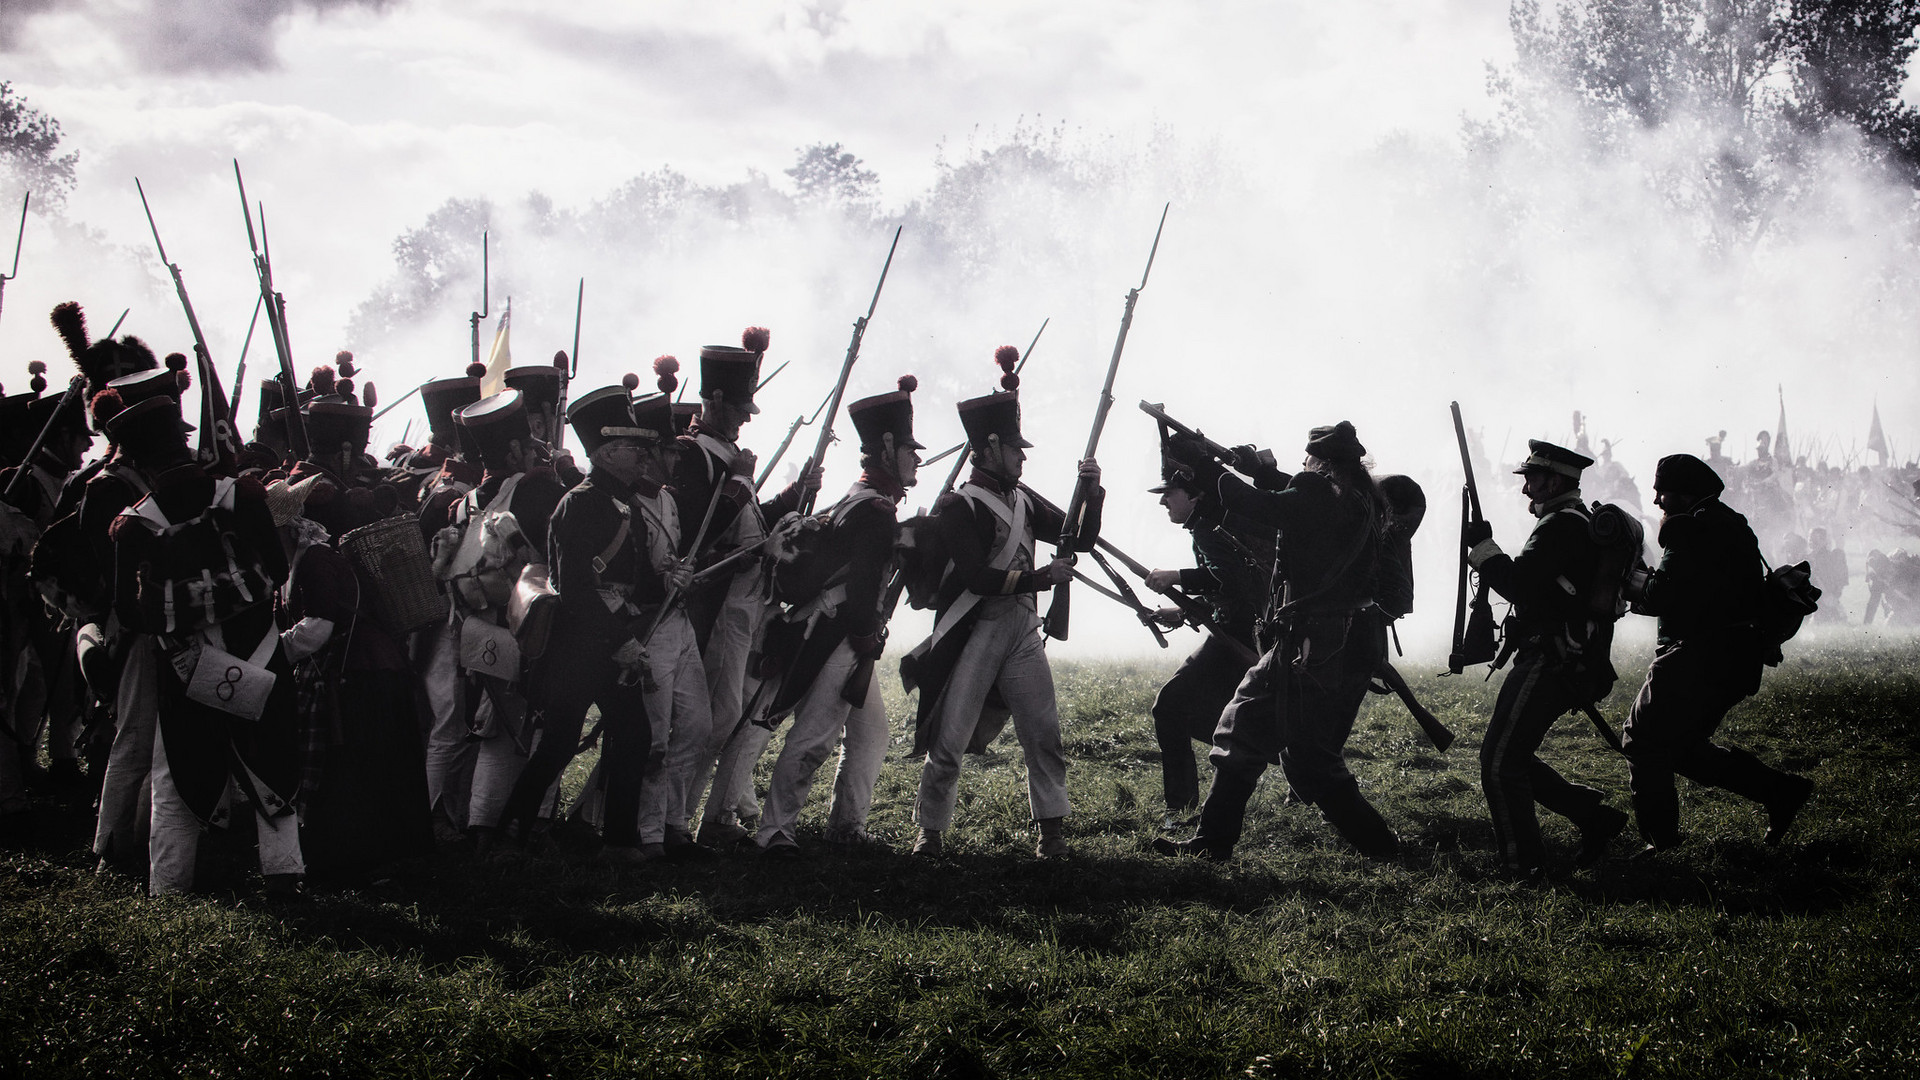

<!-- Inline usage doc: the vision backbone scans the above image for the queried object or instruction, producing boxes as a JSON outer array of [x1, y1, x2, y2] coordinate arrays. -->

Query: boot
[[1764, 774, 1815, 846], [1317, 788, 1399, 858], [1035, 817, 1070, 859], [911, 828, 943, 857]]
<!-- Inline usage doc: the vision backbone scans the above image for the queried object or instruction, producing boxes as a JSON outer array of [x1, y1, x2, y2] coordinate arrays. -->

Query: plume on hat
[[309, 365, 336, 397], [994, 345, 1019, 390], [654, 354, 679, 394], [621, 372, 640, 391], [742, 326, 770, 353], [898, 374, 918, 394]]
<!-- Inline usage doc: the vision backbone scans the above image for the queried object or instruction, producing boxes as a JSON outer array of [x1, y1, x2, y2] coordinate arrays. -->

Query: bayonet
[[797, 225, 901, 515]]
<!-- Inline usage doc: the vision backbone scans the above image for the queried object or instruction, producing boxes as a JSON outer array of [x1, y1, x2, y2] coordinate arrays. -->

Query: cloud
[[0, 0, 399, 72]]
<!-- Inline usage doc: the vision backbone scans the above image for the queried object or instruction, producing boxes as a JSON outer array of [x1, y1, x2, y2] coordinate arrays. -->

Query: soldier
[[1154, 422, 1396, 862], [903, 351, 1101, 859], [1140, 434, 1270, 830], [503, 354, 583, 487], [437, 389, 567, 854], [753, 375, 920, 856], [495, 384, 680, 862], [665, 330, 822, 848], [1806, 527, 1848, 623], [1461, 440, 1630, 876], [1622, 453, 1814, 853], [105, 395, 303, 895]]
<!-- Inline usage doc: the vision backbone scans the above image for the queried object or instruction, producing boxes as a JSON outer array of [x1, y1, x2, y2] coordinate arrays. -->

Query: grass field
[[3, 633, 1917, 1078]]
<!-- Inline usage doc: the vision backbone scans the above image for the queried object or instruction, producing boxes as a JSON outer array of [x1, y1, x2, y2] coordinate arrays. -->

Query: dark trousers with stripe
[[1153, 633, 1254, 812], [1622, 640, 1794, 846], [498, 631, 653, 848], [1481, 652, 1613, 871]]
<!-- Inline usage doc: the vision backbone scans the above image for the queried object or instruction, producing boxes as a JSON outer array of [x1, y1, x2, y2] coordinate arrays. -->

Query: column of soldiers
[[0, 297, 1825, 893]]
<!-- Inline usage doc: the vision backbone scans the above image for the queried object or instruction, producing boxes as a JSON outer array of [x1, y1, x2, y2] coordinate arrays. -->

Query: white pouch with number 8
[[185, 628, 279, 721], [459, 616, 521, 681]]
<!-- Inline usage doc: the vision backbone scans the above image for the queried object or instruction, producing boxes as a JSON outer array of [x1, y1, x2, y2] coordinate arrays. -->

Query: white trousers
[[756, 640, 889, 847], [148, 721, 304, 896], [913, 605, 1070, 832], [93, 634, 157, 865], [417, 619, 476, 827], [637, 612, 714, 844], [682, 578, 770, 823]]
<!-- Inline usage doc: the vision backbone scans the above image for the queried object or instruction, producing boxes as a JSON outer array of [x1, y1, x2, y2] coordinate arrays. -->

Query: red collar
[[860, 470, 907, 501], [964, 468, 1012, 495]]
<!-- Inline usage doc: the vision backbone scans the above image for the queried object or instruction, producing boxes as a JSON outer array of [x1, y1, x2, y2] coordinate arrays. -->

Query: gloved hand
[[1464, 519, 1494, 548]]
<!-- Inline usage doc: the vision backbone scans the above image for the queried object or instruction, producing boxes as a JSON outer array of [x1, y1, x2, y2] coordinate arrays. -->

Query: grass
[[3, 633, 1918, 1077]]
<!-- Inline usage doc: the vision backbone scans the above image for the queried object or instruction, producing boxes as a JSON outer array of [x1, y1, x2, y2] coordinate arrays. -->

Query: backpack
[[1757, 558, 1820, 665], [118, 477, 277, 638], [1585, 501, 1647, 621]]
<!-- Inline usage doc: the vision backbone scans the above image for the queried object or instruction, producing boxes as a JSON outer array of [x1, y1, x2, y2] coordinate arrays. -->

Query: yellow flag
[[479, 298, 512, 397]]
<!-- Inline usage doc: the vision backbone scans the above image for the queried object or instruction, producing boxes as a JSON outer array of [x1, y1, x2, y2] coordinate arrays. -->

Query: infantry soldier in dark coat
[[754, 374, 920, 855], [902, 348, 1101, 859], [1155, 421, 1396, 861], [1462, 440, 1629, 876], [495, 385, 681, 863], [1140, 434, 1270, 829], [1623, 453, 1814, 853]]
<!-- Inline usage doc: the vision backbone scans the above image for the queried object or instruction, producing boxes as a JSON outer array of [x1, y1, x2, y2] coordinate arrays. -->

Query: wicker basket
[[339, 514, 444, 636]]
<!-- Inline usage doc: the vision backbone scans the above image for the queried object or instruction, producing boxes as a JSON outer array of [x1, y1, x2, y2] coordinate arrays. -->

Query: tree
[[0, 81, 77, 208], [785, 143, 879, 212]]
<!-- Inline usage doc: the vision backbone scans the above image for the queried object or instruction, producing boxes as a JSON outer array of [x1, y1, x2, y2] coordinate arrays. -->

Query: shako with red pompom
[[957, 347, 1032, 450], [653, 354, 680, 395], [696, 328, 766, 414], [847, 372, 924, 454]]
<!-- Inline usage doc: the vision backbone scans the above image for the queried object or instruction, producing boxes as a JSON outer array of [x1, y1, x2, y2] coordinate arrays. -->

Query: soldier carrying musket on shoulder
[[1154, 421, 1398, 861], [902, 347, 1101, 859], [753, 374, 922, 857]]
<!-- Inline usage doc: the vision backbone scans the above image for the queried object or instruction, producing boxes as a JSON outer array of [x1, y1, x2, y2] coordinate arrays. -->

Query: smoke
[[0, 0, 397, 72]]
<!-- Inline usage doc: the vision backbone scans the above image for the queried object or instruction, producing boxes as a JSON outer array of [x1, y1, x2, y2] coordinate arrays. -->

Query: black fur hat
[[50, 302, 158, 403]]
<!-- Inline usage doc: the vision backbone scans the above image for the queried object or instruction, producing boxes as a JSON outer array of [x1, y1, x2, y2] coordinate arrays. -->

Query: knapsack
[[1585, 501, 1646, 621], [119, 477, 277, 637], [1758, 558, 1820, 665]]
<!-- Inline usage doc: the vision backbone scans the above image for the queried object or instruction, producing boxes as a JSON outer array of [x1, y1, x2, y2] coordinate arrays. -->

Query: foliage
[[3, 638, 1918, 1076], [0, 80, 77, 208]]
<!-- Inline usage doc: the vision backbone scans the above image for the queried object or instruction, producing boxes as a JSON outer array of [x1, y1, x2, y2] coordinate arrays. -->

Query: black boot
[[1317, 787, 1399, 858]]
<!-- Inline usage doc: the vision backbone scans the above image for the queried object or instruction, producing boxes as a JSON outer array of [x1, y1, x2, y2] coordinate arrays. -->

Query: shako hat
[[957, 345, 1031, 450], [304, 400, 374, 459], [104, 395, 189, 462], [456, 389, 530, 468], [420, 375, 483, 446], [1148, 428, 1201, 495], [1513, 439, 1593, 479], [848, 375, 923, 454], [568, 382, 649, 458], [697, 327, 768, 414], [107, 365, 187, 409], [503, 362, 564, 414]]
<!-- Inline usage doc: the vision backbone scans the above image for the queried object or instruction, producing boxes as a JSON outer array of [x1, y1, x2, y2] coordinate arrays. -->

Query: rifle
[[797, 226, 901, 516], [1046, 204, 1169, 641], [234, 161, 310, 459], [0, 190, 27, 330], [138, 179, 241, 470], [755, 382, 836, 493], [230, 294, 263, 427], [3, 375, 85, 506], [1447, 401, 1499, 675], [470, 232, 491, 375], [1137, 399, 1277, 477], [1076, 549, 1169, 649], [1371, 662, 1455, 752], [1051, 505, 1259, 666], [555, 277, 582, 453]]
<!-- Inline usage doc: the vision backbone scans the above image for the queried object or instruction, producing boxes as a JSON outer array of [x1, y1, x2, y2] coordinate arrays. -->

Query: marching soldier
[[904, 351, 1101, 859], [1140, 435, 1270, 829], [496, 384, 679, 862], [1462, 440, 1629, 876], [1155, 422, 1396, 861], [436, 389, 567, 854], [754, 375, 920, 855], [1623, 453, 1814, 853]]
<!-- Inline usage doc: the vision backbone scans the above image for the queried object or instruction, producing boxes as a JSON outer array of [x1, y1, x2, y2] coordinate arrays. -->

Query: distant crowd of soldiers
[[0, 299, 1841, 891]]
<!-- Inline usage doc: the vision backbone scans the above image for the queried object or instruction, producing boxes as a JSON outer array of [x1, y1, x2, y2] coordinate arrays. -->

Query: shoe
[[263, 874, 307, 901], [1035, 817, 1071, 859], [1574, 806, 1630, 869], [697, 818, 751, 848], [759, 838, 803, 859], [1764, 775, 1814, 845], [1151, 835, 1225, 861], [824, 826, 889, 852], [597, 844, 650, 868], [910, 828, 943, 857], [1630, 837, 1681, 861], [664, 831, 717, 863], [637, 842, 668, 863], [1160, 810, 1199, 832]]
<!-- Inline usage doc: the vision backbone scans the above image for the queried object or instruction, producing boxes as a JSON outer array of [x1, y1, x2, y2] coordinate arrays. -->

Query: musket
[[755, 374, 838, 493], [1046, 203, 1169, 641], [797, 225, 901, 516], [554, 277, 582, 453], [138, 178, 240, 469], [1138, 400, 1277, 477], [1371, 662, 1455, 751], [234, 161, 310, 459], [0, 190, 28, 329], [372, 381, 424, 422], [1085, 549, 1168, 649], [230, 294, 263, 426], [470, 232, 491, 375], [756, 359, 789, 393], [1447, 401, 1498, 675], [105, 308, 129, 338], [3, 375, 85, 506]]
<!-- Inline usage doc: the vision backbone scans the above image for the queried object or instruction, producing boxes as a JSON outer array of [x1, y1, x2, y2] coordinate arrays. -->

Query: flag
[[1868, 401, 1888, 459], [1774, 384, 1791, 467], [479, 298, 512, 398]]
